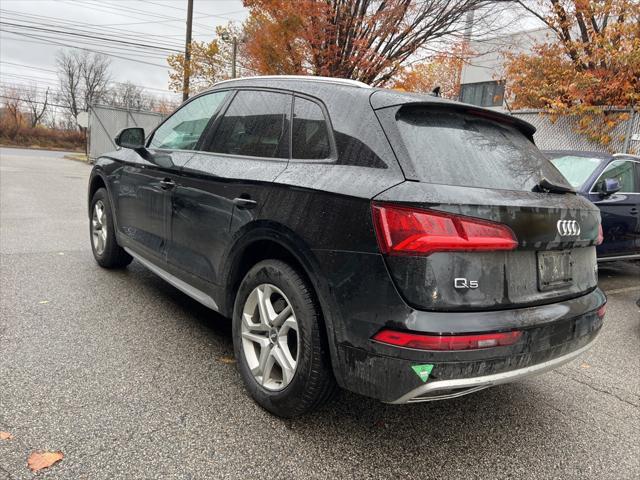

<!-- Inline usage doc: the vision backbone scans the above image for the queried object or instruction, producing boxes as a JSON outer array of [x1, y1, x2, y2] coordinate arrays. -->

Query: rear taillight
[[372, 329, 522, 351], [371, 203, 517, 256], [596, 224, 604, 245], [596, 303, 606, 319]]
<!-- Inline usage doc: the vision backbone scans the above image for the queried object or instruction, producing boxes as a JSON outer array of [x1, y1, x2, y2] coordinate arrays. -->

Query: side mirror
[[115, 127, 145, 150], [599, 178, 621, 197]]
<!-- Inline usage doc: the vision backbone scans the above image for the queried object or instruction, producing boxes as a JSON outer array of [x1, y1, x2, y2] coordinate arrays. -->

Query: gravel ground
[[1, 147, 639, 480]]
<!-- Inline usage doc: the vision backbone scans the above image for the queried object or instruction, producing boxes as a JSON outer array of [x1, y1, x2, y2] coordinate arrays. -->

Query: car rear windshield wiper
[[533, 178, 575, 194]]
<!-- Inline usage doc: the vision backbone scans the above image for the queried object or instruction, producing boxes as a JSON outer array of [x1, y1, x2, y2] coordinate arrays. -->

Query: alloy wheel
[[241, 283, 299, 391], [91, 200, 107, 255]]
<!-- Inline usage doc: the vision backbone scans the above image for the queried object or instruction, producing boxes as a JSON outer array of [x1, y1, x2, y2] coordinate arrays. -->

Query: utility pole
[[231, 36, 238, 79], [182, 0, 194, 102], [463, 8, 474, 42]]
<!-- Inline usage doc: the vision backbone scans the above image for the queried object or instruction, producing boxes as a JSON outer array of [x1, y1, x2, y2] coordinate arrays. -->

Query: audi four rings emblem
[[557, 220, 581, 236]]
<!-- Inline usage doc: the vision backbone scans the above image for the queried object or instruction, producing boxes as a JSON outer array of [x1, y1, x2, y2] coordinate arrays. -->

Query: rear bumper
[[333, 291, 604, 403], [388, 339, 596, 404], [311, 250, 605, 403]]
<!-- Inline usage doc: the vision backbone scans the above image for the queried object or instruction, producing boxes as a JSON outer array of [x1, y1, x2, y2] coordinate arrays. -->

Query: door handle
[[160, 178, 175, 190], [630, 207, 638, 215], [233, 197, 258, 209]]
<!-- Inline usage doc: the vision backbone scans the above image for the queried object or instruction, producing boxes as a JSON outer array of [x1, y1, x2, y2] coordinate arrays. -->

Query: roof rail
[[213, 75, 371, 89]]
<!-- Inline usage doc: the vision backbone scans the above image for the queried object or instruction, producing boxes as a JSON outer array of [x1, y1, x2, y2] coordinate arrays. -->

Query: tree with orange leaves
[[167, 25, 244, 96], [507, 0, 640, 146], [242, 0, 495, 86], [392, 42, 469, 98]]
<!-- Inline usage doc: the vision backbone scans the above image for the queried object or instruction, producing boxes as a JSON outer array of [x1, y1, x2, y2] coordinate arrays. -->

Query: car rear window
[[395, 107, 570, 191]]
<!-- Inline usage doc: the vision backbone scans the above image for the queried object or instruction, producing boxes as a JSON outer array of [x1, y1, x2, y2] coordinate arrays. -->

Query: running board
[[124, 248, 219, 311]]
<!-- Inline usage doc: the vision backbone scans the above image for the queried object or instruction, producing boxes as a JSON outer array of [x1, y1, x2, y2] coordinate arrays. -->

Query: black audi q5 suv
[[88, 75, 606, 417]]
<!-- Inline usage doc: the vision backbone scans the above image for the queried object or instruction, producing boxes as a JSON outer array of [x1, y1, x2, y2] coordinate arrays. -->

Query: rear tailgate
[[373, 103, 600, 311], [374, 182, 600, 311]]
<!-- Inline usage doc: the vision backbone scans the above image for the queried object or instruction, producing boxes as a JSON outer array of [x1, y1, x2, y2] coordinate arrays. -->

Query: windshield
[[549, 155, 603, 189], [395, 107, 571, 192]]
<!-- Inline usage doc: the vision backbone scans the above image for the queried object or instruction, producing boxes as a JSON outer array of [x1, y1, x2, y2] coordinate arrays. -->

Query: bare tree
[[56, 50, 111, 126], [81, 51, 111, 109], [107, 82, 149, 110], [151, 96, 180, 115], [57, 50, 82, 120], [0, 86, 25, 137], [23, 86, 49, 128]]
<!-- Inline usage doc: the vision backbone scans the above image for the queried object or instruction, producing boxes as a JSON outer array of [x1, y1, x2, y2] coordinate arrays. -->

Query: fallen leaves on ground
[[27, 451, 64, 472], [580, 363, 591, 369], [218, 355, 236, 364], [0, 431, 14, 440]]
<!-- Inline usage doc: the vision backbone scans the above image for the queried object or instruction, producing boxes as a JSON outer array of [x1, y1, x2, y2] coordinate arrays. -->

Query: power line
[[0, 9, 187, 50], [0, 29, 173, 61], [0, 65, 180, 95], [0, 5, 257, 86], [0, 62, 177, 94], [63, 0, 214, 35], [94, 0, 217, 31], [0, 94, 69, 110], [1, 31, 172, 68], [0, 61, 57, 74], [2, 26, 259, 74], [0, 21, 183, 53], [136, 0, 246, 22]]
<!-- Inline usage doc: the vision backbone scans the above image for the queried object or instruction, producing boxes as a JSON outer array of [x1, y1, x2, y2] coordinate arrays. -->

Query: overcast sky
[[0, 0, 247, 101], [0, 0, 541, 103]]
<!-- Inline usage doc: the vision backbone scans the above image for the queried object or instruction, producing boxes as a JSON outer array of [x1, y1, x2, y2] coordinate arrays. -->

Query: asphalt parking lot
[[1, 147, 639, 479]]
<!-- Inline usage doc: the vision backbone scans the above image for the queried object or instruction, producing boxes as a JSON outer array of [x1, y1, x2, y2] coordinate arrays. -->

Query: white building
[[459, 27, 553, 110]]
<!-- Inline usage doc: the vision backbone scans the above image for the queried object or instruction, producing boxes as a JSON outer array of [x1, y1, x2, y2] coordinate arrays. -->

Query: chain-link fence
[[510, 108, 639, 154], [88, 105, 168, 160]]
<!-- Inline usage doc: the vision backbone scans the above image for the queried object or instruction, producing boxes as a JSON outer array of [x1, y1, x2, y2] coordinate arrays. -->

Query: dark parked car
[[88, 76, 606, 417], [545, 150, 640, 261]]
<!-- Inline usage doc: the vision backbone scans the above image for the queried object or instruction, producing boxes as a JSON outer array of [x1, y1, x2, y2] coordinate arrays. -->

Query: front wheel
[[232, 260, 336, 417], [89, 188, 132, 268]]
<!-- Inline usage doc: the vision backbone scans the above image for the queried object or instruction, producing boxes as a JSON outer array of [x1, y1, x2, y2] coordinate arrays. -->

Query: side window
[[292, 97, 331, 160], [592, 160, 638, 193], [205, 90, 290, 159], [149, 91, 227, 151]]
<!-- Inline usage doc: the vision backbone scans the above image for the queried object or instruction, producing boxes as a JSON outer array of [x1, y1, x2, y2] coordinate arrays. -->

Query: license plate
[[537, 250, 573, 291]]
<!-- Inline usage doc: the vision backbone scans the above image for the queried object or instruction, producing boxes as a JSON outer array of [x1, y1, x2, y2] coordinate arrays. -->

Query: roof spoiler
[[369, 90, 536, 137]]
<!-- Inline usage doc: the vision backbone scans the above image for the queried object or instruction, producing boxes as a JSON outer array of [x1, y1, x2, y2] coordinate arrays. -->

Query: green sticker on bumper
[[411, 364, 434, 383]]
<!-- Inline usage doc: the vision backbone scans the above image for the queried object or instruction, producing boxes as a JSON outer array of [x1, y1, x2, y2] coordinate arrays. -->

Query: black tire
[[89, 188, 132, 268], [232, 259, 336, 417]]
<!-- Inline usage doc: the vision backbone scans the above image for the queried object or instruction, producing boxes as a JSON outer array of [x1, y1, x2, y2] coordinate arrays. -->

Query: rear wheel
[[232, 259, 335, 417], [90, 188, 132, 268]]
